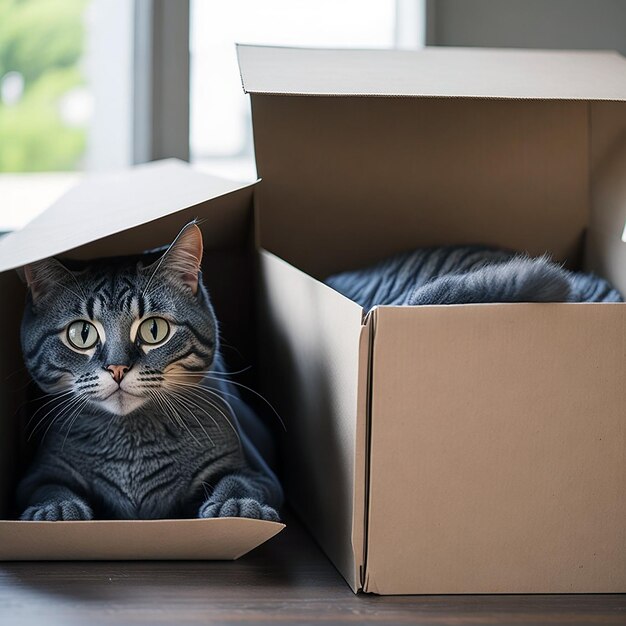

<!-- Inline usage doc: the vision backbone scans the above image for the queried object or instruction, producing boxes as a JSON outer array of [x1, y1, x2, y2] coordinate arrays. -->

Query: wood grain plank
[[0, 513, 623, 626]]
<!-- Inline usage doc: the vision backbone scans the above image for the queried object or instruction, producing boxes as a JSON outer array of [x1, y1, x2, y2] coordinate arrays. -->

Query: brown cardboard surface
[[587, 101, 626, 295], [0, 161, 283, 560], [252, 95, 588, 278], [241, 45, 626, 594], [0, 518, 284, 560], [365, 304, 626, 594], [238, 45, 626, 100], [0, 159, 257, 272], [256, 250, 364, 591]]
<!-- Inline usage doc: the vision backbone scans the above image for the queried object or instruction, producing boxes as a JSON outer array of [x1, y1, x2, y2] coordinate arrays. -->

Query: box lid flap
[[237, 44, 626, 101], [0, 518, 284, 560], [0, 159, 257, 273]]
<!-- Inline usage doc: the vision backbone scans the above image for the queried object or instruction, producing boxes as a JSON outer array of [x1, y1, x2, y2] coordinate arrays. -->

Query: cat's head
[[20, 222, 218, 416]]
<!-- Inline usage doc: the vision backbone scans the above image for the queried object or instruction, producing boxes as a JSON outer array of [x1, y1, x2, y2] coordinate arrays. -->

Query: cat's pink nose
[[106, 365, 129, 384]]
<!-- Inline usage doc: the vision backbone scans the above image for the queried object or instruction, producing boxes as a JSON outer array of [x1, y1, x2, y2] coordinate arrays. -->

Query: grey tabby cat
[[326, 245, 622, 309], [18, 223, 282, 522]]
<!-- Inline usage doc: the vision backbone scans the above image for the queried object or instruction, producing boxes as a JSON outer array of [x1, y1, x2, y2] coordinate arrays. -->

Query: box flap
[[256, 249, 365, 591], [238, 45, 626, 101], [249, 95, 588, 279], [0, 518, 284, 560], [0, 159, 258, 273]]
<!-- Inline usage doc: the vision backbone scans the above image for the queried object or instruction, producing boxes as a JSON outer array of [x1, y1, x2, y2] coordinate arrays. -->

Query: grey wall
[[427, 0, 626, 55]]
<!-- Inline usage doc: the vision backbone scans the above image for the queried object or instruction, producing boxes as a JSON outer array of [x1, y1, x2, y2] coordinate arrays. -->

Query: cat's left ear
[[160, 222, 204, 295], [20, 257, 71, 304]]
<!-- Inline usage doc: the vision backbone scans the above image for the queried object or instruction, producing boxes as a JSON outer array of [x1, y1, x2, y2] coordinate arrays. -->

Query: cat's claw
[[21, 499, 93, 521], [198, 497, 279, 522]]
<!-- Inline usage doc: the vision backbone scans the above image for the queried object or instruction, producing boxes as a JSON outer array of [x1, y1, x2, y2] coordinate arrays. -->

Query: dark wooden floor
[[0, 514, 623, 626]]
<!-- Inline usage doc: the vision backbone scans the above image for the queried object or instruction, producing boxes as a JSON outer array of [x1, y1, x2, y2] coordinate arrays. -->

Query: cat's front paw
[[198, 498, 280, 522], [21, 499, 93, 521]]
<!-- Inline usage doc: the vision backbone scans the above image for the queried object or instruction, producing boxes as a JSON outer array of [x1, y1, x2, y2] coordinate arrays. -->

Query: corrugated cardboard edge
[[237, 44, 626, 101], [351, 308, 375, 593], [360, 307, 381, 596], [0, 518, 285, 560]]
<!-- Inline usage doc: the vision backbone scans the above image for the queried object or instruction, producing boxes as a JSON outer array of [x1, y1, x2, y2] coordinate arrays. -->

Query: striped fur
[[326, 246, 622, 309], [18, 224, 282, 521]]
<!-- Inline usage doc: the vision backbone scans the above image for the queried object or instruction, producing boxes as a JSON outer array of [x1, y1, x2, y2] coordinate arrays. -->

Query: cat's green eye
[[138, 317, 170, 345], [67, 320, 99, 350]]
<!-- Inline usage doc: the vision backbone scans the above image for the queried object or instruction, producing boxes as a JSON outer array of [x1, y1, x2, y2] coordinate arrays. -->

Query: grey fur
[[326, 246, 622, 309], [18, 223, 282, 522]]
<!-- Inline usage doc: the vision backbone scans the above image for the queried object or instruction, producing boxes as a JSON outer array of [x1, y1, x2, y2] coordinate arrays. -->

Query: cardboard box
[[0, 45, 623, 592], [237, 45, 626, 593], [0, 161, 284, 559]]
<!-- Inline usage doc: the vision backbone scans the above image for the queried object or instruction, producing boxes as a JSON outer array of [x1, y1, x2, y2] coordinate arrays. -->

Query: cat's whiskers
[[150, 389, 190, 436], [35, 393, 88, 443], [145, 388, 167, 414], [145, 389, 173, 427], [166, 372, 286, 431], [161, 365, 251, 379], [164, 389, 215, 446], [161, 392, 204, 446], [146, 389, 192, 444], [25, 388, 76, 430], [60, 395, 92, 450], [151, 376, 239, 448], [148, 388, 202, 446], [164, 380, 240, 444], [170, 380, 236, 415], [28, 392, 84, 440], [164, 374, 247, 419], [147, 389, 183, 431], [165, 378, 233, 413]]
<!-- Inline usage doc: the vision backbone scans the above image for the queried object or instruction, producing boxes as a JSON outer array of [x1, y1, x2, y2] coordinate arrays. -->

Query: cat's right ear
[[20, 258, 69, 304]]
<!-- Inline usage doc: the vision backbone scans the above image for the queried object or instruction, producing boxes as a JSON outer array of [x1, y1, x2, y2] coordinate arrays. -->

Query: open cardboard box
[[237, 45, 626, 594], [0, 161, 284, 560], [0, 45, 623, 593]]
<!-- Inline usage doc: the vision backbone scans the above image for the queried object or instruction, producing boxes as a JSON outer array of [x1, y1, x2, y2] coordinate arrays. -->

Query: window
[[0, 0, 132, 231], [1, 0, 424, 231], [190, 0, 423, 181]]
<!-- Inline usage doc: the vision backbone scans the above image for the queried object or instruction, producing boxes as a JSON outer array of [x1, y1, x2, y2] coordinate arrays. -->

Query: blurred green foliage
[[0, 0, 87, 171]]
